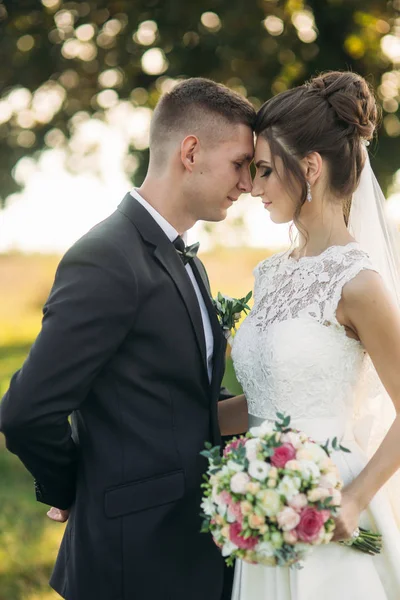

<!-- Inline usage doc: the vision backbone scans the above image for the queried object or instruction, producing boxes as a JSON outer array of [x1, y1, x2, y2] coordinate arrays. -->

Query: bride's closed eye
[[260, 167, 272, 178]]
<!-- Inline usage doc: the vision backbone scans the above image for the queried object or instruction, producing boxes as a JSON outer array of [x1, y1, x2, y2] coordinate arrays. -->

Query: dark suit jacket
[[0, 194, 228, 600]]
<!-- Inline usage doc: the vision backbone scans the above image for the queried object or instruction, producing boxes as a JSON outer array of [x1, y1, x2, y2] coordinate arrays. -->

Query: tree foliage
[[0, 0, 399, 207]]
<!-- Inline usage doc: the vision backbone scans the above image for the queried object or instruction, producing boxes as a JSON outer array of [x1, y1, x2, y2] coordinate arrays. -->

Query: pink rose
[[224, 438, 246, 457], [228, 501, 243, 524], [229, 522, 258, 550], [277, 507, 301, 531], [283, 530, 298, 544], [288, 493, 308, 511], [271, 443, 296, 468], [320, 510, 331, 523], [220, 490, 234, 506], [296, 507, 325, 543]]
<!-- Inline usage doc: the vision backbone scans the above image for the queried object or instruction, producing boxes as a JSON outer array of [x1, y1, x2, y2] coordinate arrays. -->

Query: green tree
[[0, 0, 398, 207]]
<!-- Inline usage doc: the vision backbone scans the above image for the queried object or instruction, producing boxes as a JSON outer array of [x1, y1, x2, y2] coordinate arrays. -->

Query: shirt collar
[[130, 188, 188, 244]]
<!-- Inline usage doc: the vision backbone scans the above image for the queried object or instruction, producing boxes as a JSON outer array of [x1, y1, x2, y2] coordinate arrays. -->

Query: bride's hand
[[331, 487, 363, 542]]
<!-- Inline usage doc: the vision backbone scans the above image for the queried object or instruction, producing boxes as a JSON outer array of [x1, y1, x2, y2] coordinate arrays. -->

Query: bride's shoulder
[[325, 242, 373, 271], [253, 248, 289, 279]]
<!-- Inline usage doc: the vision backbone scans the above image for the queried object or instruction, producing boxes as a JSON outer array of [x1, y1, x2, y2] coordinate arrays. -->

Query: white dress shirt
[[130, 188, 214, 382]]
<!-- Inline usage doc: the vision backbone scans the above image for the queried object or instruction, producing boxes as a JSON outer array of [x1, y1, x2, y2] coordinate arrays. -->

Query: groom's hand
[[47, 507, 70, 522]]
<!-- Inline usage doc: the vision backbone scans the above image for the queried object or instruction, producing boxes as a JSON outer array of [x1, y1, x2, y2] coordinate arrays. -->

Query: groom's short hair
[[149, 78, 255, 167]]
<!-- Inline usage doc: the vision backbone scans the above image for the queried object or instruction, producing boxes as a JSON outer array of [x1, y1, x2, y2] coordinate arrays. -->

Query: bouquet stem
[[339, 527, 382, 555]]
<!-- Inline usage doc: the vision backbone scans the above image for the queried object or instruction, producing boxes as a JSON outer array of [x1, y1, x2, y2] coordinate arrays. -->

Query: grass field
[[0, 246, 276, 598]]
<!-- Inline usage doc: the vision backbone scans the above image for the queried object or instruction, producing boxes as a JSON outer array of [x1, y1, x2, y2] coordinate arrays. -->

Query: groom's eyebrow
[[236, 153, 253, 162]]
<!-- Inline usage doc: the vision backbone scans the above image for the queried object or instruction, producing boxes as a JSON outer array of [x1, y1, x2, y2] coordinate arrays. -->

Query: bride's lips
[[262, 200, 272, 208]]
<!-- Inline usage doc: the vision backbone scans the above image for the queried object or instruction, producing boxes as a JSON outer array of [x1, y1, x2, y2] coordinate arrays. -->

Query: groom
[[0, 78, 254, 600]]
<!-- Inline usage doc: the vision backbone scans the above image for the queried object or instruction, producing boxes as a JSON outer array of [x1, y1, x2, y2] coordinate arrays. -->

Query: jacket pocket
[[104, 469, 185, 518]]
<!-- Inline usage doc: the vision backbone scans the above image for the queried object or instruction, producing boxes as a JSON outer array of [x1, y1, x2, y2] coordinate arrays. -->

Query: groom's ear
[[303, 151, 323, 185], [180, 135, 200, 172]]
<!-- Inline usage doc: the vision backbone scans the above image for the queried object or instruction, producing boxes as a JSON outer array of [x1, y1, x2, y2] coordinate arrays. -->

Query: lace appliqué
[[231, 243, 376, 421], [251, 243, 373, 329]]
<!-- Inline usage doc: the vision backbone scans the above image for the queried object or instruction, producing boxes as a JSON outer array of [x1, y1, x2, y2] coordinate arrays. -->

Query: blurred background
[[0, 0, 399, 597]]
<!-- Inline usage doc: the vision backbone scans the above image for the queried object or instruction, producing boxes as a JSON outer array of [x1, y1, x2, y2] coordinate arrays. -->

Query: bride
[[218, 71, 400, 599]]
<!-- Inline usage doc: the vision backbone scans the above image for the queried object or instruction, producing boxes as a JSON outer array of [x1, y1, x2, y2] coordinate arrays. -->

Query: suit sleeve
[[0, 235, 138, 509]]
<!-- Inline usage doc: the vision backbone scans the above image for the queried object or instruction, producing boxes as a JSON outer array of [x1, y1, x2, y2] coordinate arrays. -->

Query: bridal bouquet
[[200, 413, 381, 568]]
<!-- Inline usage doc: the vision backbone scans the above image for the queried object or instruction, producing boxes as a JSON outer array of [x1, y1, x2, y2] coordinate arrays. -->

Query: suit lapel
[[118, 194, 208, 379], [191, 257, 226, 390]]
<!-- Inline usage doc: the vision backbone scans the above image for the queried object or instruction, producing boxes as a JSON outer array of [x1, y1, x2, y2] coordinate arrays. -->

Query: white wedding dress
[[230, 242, 400, 600]]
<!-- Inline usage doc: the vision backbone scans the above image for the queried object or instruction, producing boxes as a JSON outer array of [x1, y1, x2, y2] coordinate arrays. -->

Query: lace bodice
[[231, 243, 375, 426]]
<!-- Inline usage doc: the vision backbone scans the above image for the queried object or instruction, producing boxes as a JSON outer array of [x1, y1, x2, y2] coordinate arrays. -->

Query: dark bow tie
[[173, 236, 200, 265]]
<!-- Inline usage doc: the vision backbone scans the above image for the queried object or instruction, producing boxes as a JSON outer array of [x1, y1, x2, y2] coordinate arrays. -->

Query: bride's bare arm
[[218, 394, 248, 436], [338, 269, 400, 515]]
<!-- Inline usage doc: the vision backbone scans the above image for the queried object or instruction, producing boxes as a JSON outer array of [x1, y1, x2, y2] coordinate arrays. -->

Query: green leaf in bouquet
[[321, 440, 331, 456], [242, 528, 253, 539], [339, 444, 351, 453], [200, 450, 211, 459], [200, 519, 211, 533], [225, 555, 235, 567]]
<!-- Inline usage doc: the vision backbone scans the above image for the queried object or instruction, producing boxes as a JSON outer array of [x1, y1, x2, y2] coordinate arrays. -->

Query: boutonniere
[[212, 291, 252, 343]]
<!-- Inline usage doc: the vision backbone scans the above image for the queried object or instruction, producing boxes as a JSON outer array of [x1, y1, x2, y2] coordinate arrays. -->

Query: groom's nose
[[238, 169, 253, 194]]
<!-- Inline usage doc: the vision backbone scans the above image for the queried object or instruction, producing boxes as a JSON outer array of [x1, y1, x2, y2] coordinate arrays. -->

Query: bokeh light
[[141, 48, 169, 75], [263, 16, 284, 36], [134, 20, 158, 45], [201, 12, 222, 32]]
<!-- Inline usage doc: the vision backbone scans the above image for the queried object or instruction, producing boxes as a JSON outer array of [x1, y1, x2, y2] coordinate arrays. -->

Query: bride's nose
[[251, 183, 263, 198]]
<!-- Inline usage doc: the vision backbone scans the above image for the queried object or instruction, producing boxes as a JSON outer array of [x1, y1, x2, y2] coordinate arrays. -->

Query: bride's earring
[[306, 181, 312, 202]]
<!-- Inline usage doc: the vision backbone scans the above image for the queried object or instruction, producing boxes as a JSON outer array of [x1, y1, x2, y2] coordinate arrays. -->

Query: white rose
[[307, 487, 331, 502], [222, 540, 238, 557], [257, 489, 282, 517], [249, 426, 262, 437], [319, 457, 335, 472], [281, 431, 303, 449], [217, 503, 228, 517], [230, 472, 250, 494], [277, 507, 301, 531], [248, 460, 271, 481], [319, 473, 339, 489], [299, 459, 321, 482], [201, 496, 215, 516], [285, 460, 302, 472], [288, 493, 308, 511], [249, 420, 274, 438], [259, 420, 275, 436], [227, 460, 244, 473], [277, 475, 301, 501], [330, 488, 342, 506], [302, 442, 328, 465], [296, 448, 314, 462], [245, 438, 260, 462], [211, 485, 221, 505], [255, 541, 274, 558]]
